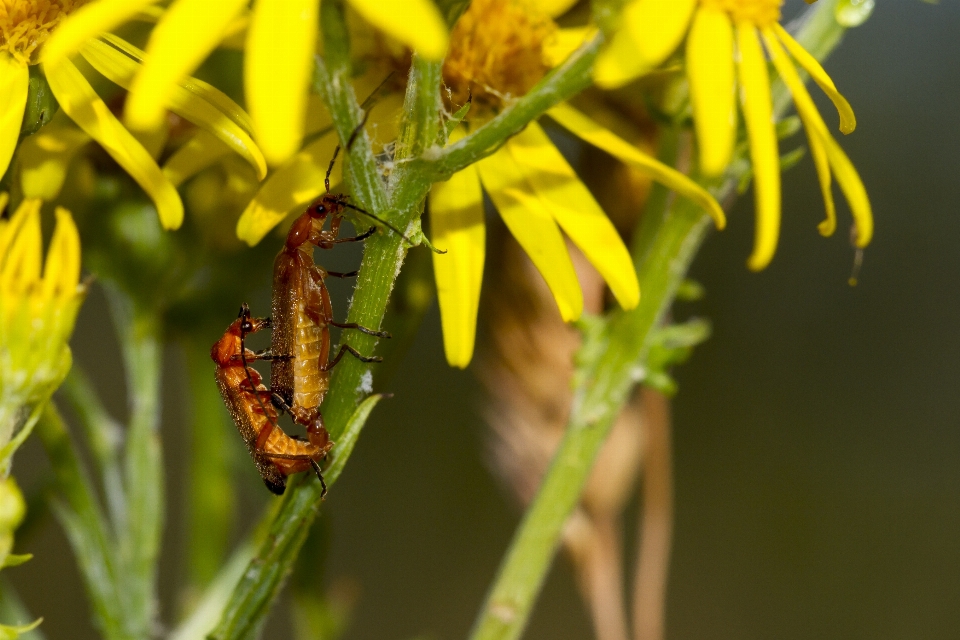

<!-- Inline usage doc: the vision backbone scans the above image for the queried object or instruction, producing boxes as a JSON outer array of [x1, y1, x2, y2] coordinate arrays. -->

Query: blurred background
[[8, 1, 960, 639]]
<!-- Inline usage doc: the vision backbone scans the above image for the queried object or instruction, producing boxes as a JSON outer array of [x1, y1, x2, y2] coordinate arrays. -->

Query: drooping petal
[[773, 23, 856, 134], [125, 0, 249, 131], [236, 131, 343, 245], [348, 0, 448, 61], [430, 160, 486, 368], [547, 103, 726, 228], [162, 130, 231, 188], [506, 123, 640, 310], [41, 208, 82, 301], [737, 23, 780, 271], [477, 146, 583, 322], [83, 36, 267, 180], [763, 28, 836, 236], [0, 54, 29, 178], [19, 113, 91, 200], [41, 0, 160, 66], [595, 0, 695, 87], [822, 134, 872, 247], [686, 7, 736, 177], [44, 59, 183, 229], [246, 0, 319, 166]]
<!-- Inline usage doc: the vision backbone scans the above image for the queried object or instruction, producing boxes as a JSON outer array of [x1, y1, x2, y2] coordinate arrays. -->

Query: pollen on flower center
[[0, 0, 85, 65], [442, 0, 556, 116], [699, 0, 782, 26]]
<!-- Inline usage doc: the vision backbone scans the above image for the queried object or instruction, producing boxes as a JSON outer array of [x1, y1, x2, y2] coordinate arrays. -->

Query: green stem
[[184, 339, 237, 592], [104, 285, 164, 640], [36, 404, 127, 640], [468, 3, 848, 639]]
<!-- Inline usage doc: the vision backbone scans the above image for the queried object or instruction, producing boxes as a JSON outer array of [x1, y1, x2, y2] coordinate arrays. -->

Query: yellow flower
[[594, 0, 872, 270], [53, 0, 448, 169], [2, 0, 266, 230], [428, 0, 725, 367], [0, 195, 86, 472], [235, 0, 725, 369]]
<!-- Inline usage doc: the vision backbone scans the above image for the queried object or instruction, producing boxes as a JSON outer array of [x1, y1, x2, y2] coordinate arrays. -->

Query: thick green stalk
[[104, 285, 164, 639], [468, 3, 848, 639]]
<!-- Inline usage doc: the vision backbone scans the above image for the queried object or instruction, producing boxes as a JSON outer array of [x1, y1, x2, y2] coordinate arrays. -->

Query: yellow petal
[[41, 0, 160, 66], [246, 0, 319, 166], [544, 26, 597, 68], [773, 23, 856, 134], [0, 53, 29, 178], [597, 0, 697, 85], [528, 0, 580, 18], [476, 145, 583, 322], [686, 7, 736, 177], [348, 0, 448, 61], [506, 123, 640, 310], [83, 35, 267, 180], [236, 131, 343, 245], [0, 199, 42, 291], [162, 130, 231, 188], [44, 58, 183, 229], [547, 103, 726, 228], [42, 207, 82, 301], [822, 133, 872, 247], [762, 29, 835, 236], [125, 0, 249, 131], [19, 113, 91, 200], [737, 23, 780, 271], [430, 160, 485, 369]]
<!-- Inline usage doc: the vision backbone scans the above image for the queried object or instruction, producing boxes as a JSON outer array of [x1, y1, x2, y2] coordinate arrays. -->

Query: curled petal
[[162, 130, 231, 188], [44, 58, 183, 229], [528, 0, 580, 18], [430, 153, 486, 368], [0, 199, 43, 292], [42, 0, 160, 66], [246, 0, 319, 166], [763, 29, 836, 236], [0, 54, 29, 178], [83, 36, 267, 180], [506, 123, 640, 310], [544, 26, 597, 68], [348, 0, 448, 61], [686, 7, 736, 177], [773, 23, 856, 134], [126, 0, 249, 131], [737, 23, 780, 271], [547, 103, 726, 228], [477, 146, 583, 322], [236, 131, 343, 245]]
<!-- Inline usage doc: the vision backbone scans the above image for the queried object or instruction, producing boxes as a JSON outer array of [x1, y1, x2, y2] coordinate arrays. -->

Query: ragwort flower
[[49, 0, 449, 168], [429, 0, 725, 367], [4, 0, 266, 230], [235, 0, 726, 369], [0, 195, 86, 472], [594, 0, 872, 270]]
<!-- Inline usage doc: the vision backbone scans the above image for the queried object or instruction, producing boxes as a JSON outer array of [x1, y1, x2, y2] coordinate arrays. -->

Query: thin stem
[[36, 404, 127, 640], [184, 339, 236, 592], [467, 3, 847, 639], [104, 284, 164, 640]]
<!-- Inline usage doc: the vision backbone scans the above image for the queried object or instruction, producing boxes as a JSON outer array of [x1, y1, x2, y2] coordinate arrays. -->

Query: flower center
[[0, 0, 85, 65], [442, 0, 556, 118], [699, 0, 782, 26]]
